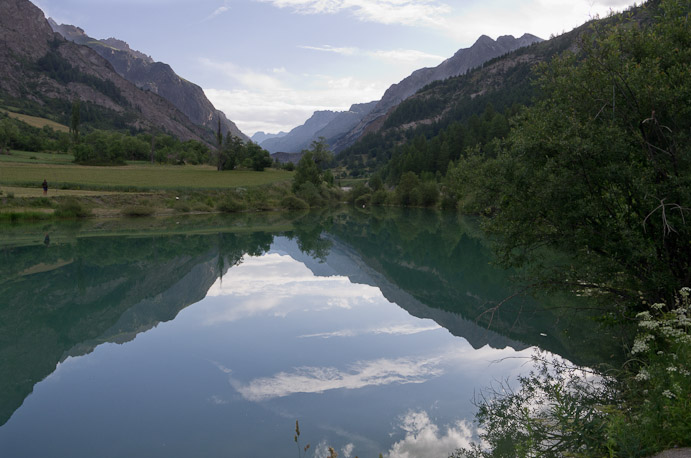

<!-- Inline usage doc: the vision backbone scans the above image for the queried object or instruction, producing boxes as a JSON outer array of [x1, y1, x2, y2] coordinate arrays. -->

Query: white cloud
[[299, 45, 359, 55], [440, 0, 639, 44], [301, 45, 445, 63], [256, 0, 451, 27], [369, 49, 445, 63], [202, 253, 383, 322], [229, 355, 445, 401], [299, 323, 441, 339], [203, 66, 387, 134], [386, 411, 477, 458], [200, 44, 444, 135], [204, 1, 232, 21], [342, 443, 354, 458]]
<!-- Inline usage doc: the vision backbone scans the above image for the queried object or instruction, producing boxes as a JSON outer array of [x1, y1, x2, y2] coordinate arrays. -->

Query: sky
[[35, 0, 638, 137]]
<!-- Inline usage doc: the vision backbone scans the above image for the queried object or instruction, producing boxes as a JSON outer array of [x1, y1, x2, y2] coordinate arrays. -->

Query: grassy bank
[[0, 150, 304, 220]]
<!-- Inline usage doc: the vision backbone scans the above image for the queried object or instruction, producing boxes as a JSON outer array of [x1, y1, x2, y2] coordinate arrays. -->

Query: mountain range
[[0, 0, 245, 144], [258, 33, 542, 154], [47, 19, 248, 141], [259, 101, 377, 154]]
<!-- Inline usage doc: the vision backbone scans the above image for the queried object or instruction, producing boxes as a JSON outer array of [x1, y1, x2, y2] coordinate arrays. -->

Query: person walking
[[42, 179, 48, 195]]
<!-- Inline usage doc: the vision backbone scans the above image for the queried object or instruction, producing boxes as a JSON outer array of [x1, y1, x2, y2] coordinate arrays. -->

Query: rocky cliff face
[[0, 0, 215, 142], [48, 19, 247, 141], [331, 33, 542, 152]]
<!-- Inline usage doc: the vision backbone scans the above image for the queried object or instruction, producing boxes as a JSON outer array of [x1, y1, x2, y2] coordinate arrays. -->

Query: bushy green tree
[[0, 117, 18, 153], [456, 0, 690, 305], [292, 151, 321, 192], [246, 142, 272, 171]]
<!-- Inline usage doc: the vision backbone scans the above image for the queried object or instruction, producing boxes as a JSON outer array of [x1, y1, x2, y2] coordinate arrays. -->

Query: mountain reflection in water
[[0, 209, 620, 458]]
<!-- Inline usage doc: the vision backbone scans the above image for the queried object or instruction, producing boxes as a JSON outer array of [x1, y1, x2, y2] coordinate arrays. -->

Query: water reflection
[[0, 210, 619, 458]]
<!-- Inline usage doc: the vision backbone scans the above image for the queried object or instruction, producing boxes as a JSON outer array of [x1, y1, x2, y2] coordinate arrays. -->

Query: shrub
[[28, 197, 56, 208], [281, 195, 309, 211], [54, 199, 90, 218], [354, 193, 371, 208], [346, 182, 369, 203], [371, 189, 389, 206], [295, 182, 324, 208], [418, 181, 439, 207], [216, 196, 246, 213]]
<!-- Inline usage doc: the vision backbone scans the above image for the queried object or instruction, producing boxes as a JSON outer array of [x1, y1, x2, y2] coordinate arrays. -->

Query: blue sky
[[35, 0, 637, 136]]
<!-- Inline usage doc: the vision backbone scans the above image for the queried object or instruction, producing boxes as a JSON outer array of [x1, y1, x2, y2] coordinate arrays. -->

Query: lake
[[0, 209, 620, 458]]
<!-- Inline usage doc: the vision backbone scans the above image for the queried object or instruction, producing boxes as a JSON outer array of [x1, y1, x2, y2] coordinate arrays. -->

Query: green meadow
[[0, 151, 293, 191]]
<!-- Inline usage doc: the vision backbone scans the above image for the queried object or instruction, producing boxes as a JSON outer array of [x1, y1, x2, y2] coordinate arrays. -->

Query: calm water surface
[[0, 210, 617, 458]]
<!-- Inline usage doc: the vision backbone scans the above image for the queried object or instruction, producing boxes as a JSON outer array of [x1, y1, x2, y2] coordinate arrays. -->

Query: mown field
[[0, 151, 293, 191], [0, 108, 70, 133]]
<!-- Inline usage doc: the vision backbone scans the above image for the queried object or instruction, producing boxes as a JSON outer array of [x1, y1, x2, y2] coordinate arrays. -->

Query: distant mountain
[[48, 19, 248, 141], [251, 131, 287, 144], [260, 110, 340, 154], [260, 101, 377, 154], [0, 0, 214, 143], [332, 33, 543, 152], [271, 151, 304, 164]]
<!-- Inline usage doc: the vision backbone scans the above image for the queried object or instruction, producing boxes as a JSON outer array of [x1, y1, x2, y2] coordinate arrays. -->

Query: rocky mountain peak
[[101, 38, 154, 64], [1, 0, 55, 60], [331, 33, 543, 152], [47, 15, 247, 140]]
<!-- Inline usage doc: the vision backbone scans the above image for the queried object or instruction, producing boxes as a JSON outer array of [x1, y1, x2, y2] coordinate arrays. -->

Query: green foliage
[[0, 112, 71, 153], [370, 189, 389, 206], [452, 354, 614, 458], [450, 0, 691, 304], [613, 288, 691, 453], [292, 151, 322, 192], [453, 288, 691, 458], [246, 142, 273, 171], [308, 137, 334, 170], [70, 129, 209, 165], [54, 199, 91, 218], [346, 182, 370, 204], [216, 195, 247, 213], [217, 135, 271, 171], [295, 182, 325, 208], [281, 195, 309, 211], [0, 116, 19, 152], [417, 181, 440, 207], [70, 100, 80, 144], [395, 172, 421, 206], [354, 193, 371, 208]]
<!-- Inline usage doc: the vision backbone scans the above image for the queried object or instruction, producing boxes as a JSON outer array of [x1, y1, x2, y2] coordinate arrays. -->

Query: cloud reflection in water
[[228, 355, 445, 401]]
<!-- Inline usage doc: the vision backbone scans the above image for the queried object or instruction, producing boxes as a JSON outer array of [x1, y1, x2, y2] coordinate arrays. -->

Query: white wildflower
[[662, 390, 676, 399], [635, 369, 650, 381], [636, 311, 652, 320], [631, 334, 654, 354]]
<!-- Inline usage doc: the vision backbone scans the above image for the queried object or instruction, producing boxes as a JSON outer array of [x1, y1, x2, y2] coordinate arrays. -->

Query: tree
[[216, 118, 223, 170], [0, 117, 18, 154], [218, 134, 244, 170], [70, 100, 80, 144], [308, 137, 333, 170], [292, 151, 321, 192], [246, 142, 272, 171], [461, 0, 690, 305]]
